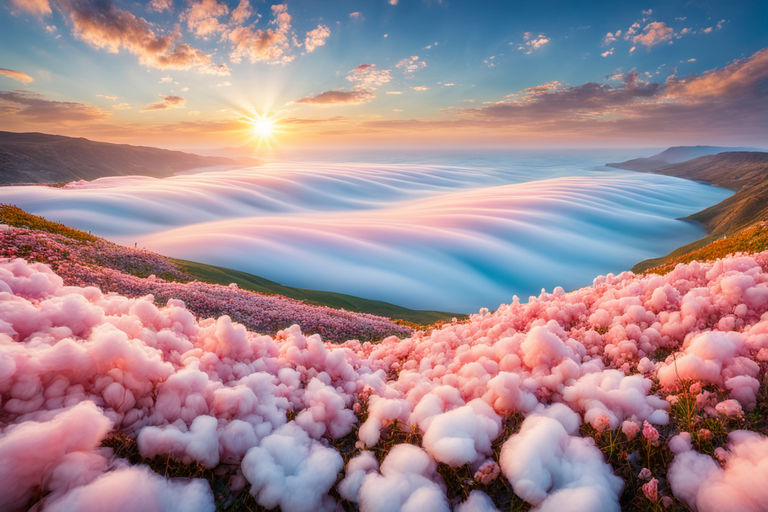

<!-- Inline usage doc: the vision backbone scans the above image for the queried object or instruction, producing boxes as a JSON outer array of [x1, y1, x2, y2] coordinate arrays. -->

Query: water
[[0, 150, 732, 312]]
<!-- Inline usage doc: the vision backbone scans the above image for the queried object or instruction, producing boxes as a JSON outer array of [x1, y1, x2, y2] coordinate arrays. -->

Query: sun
[[252, 115, 276, 139]]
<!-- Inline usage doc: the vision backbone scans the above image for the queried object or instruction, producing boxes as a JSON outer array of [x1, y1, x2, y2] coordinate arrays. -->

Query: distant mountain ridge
[[607, 145, 759, 171], [611, 148, 768, 273], [0, 131, 237, 185]]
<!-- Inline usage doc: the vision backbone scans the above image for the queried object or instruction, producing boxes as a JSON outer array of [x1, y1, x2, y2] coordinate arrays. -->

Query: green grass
[[0, 203, 101, 243], [172, 258, 465, 325], [1, 204, 463, 324], [634, 221, 768, 274]]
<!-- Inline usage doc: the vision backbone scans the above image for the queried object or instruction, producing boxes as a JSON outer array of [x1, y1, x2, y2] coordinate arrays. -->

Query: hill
[[0, 204, 460, 326], [619, 150, 768, 273], [0, 131, 237, 184], [607, 145, 758, 172]]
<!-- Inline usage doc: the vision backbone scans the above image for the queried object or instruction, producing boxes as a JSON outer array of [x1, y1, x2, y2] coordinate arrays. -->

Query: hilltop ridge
[[0, 131, 238, 184]]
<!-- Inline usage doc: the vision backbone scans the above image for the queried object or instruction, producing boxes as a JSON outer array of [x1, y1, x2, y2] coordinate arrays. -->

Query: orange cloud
[[230, 0, 252, 25], [631, 21, 675, 47], [142, 95, 186, 111], [0, 69, 35, 84], [0, 90, 106, 121], [61, 0, 229, 74], [296, 90, 374, 105], [184, 0, 228, 38], [304, 24, 331, 53], [346, 64, 391, 88], [8, 0, 51, 16], [396, 56, 426, 74]]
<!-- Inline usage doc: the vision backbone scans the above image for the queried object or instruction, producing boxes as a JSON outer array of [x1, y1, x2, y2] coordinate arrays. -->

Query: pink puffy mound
[[1, 251, 768, 511]]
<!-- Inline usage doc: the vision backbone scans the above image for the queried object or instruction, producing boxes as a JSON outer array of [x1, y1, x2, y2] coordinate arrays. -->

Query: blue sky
[[0, 0, 766, 150]]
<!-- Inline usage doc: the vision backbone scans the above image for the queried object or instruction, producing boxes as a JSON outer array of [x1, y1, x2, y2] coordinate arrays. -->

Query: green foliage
[[173, 258, 464, 325], [0, 203, 100, 243], [636, 222, 768, 275]]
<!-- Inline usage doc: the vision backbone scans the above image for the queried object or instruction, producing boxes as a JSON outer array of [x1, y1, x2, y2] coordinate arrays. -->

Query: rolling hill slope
[[0, 131, 236, 184], [610, 150, 768, 273]]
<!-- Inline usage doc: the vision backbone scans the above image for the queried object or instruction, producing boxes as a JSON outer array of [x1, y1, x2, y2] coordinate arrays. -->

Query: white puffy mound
[[2, 250, 768, 510]]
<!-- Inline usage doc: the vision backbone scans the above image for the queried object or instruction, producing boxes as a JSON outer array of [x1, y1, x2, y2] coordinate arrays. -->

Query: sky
[[0, 0, 766, 152]]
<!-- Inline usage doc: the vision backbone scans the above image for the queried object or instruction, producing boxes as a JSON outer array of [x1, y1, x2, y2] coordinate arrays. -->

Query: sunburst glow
[[252, 116, 276, 139]]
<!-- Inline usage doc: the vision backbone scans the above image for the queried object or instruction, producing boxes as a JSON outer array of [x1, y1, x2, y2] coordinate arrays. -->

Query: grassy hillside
[[634, 222, 768, 274], [0, 204, 461, 324], [626, 151, 768, 273], [173, 259, 462, 324]]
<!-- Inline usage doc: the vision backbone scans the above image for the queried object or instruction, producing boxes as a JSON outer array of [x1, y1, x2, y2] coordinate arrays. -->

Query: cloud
[[412, 86, 429, 91], [347, 64, 391, 88], [0, 90, 106, 121], [184, 0, 228, 38], [230, 0, 252, 25], [454, 47, 768, 141], [296, 89, 374, 105], [227, 4, 293, 64], [601, 48, 614, 58], [0, 68, 35, 84], [8, 0, 51, 16], [61, 0, 229, 75], [516, 32, 550, 54], [298, 63, 390, 106], [304, 25, 331, 53], [149, 0, 171, 12], [142, 95, 186, 111], [349, 12, 363, 21], [631, 21, 675, 47], [603, 30, 620, 45], [396, 56, 426, 74]]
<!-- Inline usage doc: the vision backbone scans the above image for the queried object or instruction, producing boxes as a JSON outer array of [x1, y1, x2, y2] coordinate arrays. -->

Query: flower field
[[0, 223, 411, 343], [1, 245, 768, 511]]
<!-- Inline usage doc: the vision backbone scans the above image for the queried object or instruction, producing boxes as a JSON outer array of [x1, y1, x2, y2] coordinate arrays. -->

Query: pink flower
[[642, 478, 659, 503], [698, 428, 713, 442], [638, 467, 652, 480], [642, 420, 659, 442], [622, 420, 640, 440], [689, 382, 703, 395], [594, 414, 611, 432], [473, 461, 500, 485], [661, 496, 674, 508]]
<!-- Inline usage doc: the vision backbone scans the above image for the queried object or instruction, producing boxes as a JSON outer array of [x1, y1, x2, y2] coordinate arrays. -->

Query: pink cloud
[[184, 0, 228, 38], [8, 0, 51, 16], [297, 89, 374, 105], [304, 25, 331, 53], [141, 95, 186, 111], [396, 55, 426, 74], [62, 0, 229, 74], [0, 90, 106, 121], [230, 0, 252, 25], [0, 68, 35, 84], [632, 21, 675, 47], [346, 64, 391, 88], [227, 4, 294, 64]]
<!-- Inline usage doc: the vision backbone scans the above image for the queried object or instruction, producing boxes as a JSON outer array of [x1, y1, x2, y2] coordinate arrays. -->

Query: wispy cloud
[[515, 32, 550, 54], [296, 89, 374, 105], [304, 25, 331, 53], [0, 68, 35, 84], [61, 0, 229, 74], [396, 55, 427, 74], [142, 95, 186, 111], [0, 90, 106, 121], [8, 0, 51, 16]]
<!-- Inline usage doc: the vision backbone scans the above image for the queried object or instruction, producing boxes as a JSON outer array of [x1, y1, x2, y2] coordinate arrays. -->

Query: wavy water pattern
[[0, 161, 731, 311]]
